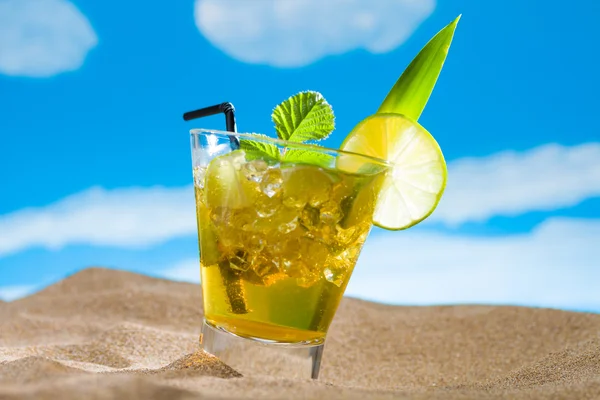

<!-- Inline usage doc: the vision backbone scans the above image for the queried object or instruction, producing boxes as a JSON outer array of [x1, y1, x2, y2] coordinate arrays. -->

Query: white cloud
[[0, 285, 36, 301], [347, 217, 600, 310], [0, 185, 195, 258], [0, 0, 97, 77], [432, 143, 600, 225], [159, 258, 201, 284], [194, 0, 435, 67]]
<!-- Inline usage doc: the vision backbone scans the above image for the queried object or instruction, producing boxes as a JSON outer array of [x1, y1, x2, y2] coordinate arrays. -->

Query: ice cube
[[253, 255, 279, 277], [245, 234, 266, 253], [256, 194, 280, 218], [334, 225, 363, 247], [323, 266, 345, 287], [229, 209, 255, 230], [299, 206, 320, 230], [260, 169, 283, 198], [278, 217, 298, 234], [282, 237, 329, 287], [241, 159, 268, 183], [320, 201, 343, 225], [252, 207, 298, 236]]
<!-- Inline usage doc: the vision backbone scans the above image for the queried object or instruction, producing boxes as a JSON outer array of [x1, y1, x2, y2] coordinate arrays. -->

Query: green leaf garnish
[[377, 15, 461, 120], [239, 135, 280, 161], [282, 148, 334, 169], [272, 91, 335, 143]]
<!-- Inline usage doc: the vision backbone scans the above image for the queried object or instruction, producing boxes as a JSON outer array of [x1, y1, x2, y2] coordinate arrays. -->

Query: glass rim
[[190, 128, 391, 167]]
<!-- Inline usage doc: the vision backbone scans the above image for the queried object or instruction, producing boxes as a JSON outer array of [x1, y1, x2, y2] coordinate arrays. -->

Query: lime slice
[[204, 151, 256, 209], [338, 113, 447, 230]]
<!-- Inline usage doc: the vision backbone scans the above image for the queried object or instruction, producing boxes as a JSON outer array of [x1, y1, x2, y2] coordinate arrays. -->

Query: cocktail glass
[[190, 128, 388, 379]]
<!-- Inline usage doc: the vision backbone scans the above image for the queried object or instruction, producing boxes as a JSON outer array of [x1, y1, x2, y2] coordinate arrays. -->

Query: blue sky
[[0, 0, 599, 311]]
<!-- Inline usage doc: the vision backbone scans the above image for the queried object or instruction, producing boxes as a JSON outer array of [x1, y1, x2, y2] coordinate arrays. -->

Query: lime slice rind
[[339, 113, 447, 231]]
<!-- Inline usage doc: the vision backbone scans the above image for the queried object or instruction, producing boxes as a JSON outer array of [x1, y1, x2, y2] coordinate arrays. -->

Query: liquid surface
[[195, 151, 383, 343]]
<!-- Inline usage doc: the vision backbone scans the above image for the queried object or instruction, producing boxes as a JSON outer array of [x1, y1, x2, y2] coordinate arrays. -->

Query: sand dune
[[1, 267, 599, 399]]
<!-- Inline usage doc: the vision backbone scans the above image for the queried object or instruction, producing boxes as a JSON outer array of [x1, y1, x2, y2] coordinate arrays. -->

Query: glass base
[[200, 319, 324, 379]]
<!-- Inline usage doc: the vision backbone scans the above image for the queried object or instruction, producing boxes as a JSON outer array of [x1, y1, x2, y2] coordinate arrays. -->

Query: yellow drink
[[195, 151, 383, 344]]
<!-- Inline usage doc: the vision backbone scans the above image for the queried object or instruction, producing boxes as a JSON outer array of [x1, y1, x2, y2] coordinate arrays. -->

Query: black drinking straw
[[183, 102, 240, 148], [183, 102, 248, 314]]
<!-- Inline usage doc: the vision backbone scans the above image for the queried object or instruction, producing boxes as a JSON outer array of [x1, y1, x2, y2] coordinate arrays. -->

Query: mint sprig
[[272, 91, 335, 142], [239, 133, 280, 161], [240, 91, 336, 167]]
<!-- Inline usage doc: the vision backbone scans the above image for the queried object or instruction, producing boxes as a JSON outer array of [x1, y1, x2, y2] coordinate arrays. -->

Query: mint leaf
[[272, 91, 335, 143], [283, 148, 334, 169], [239, 135, 280, 161]]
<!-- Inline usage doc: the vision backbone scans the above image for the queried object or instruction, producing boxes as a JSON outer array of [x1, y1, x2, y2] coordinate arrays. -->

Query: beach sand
[[1, 267, 599, 399]]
